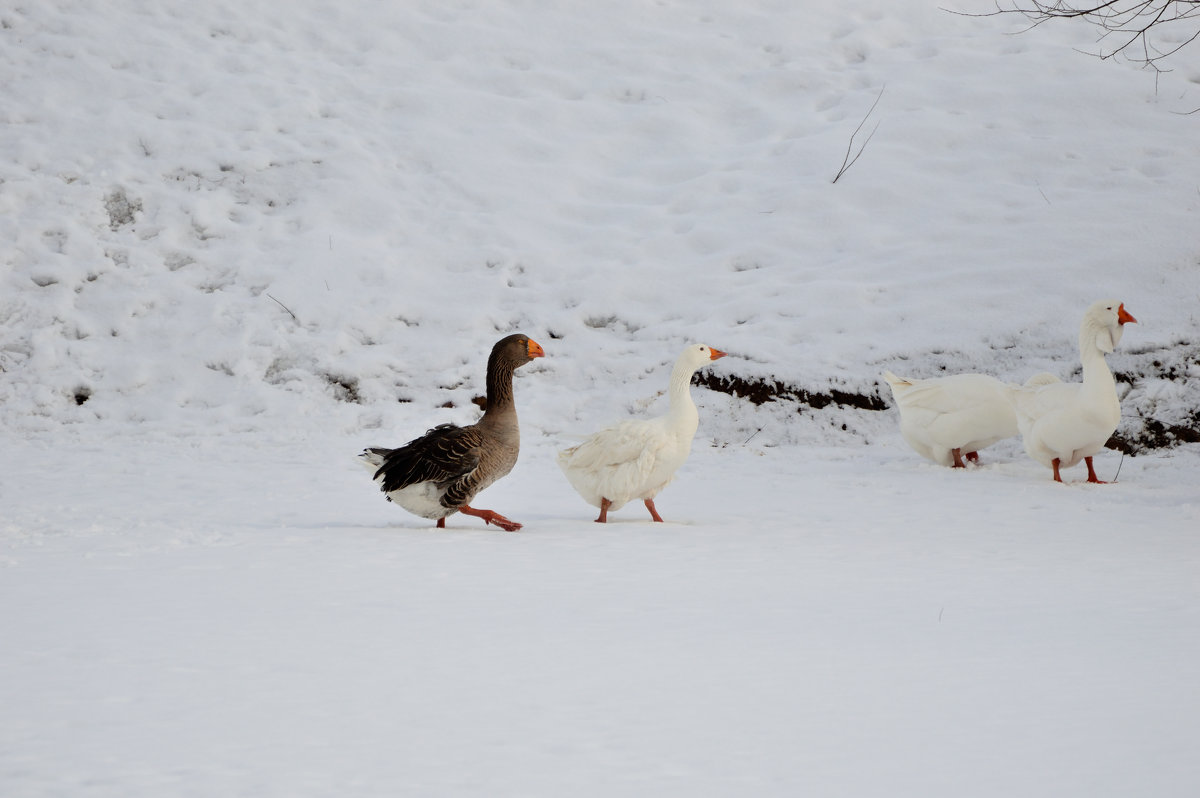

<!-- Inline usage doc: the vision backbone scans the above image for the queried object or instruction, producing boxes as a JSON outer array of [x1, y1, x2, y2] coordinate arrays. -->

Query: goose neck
[[483, 358, 516, 418], [1079, 336, 1117, 402], [665, 361, 700, 418]]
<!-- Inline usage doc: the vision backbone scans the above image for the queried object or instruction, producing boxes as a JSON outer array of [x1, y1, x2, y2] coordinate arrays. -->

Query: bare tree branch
[[947, 1, 1200, 71]]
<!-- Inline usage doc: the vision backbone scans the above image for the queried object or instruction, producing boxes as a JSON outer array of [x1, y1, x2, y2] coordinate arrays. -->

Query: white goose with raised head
[[558, 344, 726, 523], [1011, 299, 1137, 483]]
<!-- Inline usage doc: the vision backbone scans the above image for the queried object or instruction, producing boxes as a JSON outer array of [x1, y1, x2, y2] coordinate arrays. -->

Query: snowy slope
[[2, 0, 1198, 444], [2, 1, 1199, 796]]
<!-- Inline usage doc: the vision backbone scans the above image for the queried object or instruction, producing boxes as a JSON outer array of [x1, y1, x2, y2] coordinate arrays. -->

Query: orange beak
[[1117, 304, 1137, 325], [527, 339, 546, 359], [708, 347, 727, 361]]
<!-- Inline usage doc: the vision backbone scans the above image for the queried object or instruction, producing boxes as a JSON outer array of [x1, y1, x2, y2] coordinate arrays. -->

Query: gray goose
[[360, 333, 545, 531]]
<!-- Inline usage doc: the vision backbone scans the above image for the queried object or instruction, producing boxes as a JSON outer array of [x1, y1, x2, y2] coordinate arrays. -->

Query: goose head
[[679, 344, 728, 371], [1081, 300, 1136, 355], [491, 333, 546, 370]]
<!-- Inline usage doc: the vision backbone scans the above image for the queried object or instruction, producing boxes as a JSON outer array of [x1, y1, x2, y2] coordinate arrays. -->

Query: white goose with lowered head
[[883, 370, 1060, 468], [557, 344, 726, 523], [1011, 299, 1137, 483]]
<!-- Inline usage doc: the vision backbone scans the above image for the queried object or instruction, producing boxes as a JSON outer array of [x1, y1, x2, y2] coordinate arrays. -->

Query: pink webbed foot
[[459, 505, 522, 532]]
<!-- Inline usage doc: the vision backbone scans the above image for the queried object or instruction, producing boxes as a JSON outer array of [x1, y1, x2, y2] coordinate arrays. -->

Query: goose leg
[[644, 499, 664, 523], [951, 448, 967, 468], [1051, 458, 1064, 483], [436, 518, 446, 529], [595, 498, 611, 524], [965, 451, 980, 464], [459, 505, 522, 532], [1084, 456, 1107, 484]]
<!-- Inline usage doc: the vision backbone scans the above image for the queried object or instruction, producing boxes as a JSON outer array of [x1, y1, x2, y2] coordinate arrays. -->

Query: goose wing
[[1011, 382, 1078, 427], [563, 420, 670, 467], [367, 423, 483, 496], [559, 420, 674, 505], [885, 372, 1006, 415]]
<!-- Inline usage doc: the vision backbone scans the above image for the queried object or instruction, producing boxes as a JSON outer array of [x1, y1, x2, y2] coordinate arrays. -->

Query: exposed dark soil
[[693, 372, 888, 412], [1108, 414, 1200, 455]]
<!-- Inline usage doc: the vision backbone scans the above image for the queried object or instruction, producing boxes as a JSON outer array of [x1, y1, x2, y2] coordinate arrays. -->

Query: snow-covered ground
[[3, 1, 1199, 796]]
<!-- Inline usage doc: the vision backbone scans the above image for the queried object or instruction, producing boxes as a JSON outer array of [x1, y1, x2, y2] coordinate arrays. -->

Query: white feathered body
[[1012, 380, 1119, 470], [557, 411, 698, 511], [883, 371, 1021, 466], [389, 481, 455, 519]]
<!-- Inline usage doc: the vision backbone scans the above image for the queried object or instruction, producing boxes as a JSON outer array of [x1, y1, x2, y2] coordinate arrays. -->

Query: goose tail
[[358, 447, 390, 475]]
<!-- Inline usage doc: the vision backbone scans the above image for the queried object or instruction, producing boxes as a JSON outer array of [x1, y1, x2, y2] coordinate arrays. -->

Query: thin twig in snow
[[267, 293, 299, 323], [833, 86, 885, 184]]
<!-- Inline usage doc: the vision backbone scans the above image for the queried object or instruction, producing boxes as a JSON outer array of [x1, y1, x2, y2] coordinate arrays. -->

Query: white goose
[[557, 344, 726, 523], [883, 370, 1060, 468], [1011, 299, 1137, 483]]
